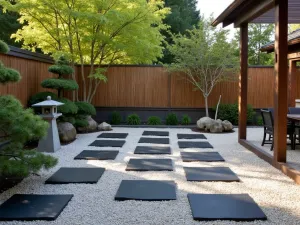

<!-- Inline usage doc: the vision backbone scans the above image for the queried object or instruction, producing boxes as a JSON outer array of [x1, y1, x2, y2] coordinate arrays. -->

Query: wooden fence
[[1, 50, 300, 108]]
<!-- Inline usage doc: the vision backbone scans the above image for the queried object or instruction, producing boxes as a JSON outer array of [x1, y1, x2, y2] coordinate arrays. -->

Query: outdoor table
[[287, 114, 300, 150]]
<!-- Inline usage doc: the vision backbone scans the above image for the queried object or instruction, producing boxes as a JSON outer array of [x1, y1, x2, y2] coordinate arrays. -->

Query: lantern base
[[38, 119, 61, 153]]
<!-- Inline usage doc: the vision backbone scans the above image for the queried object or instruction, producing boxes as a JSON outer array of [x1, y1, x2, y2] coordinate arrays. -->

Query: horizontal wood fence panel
[[1, 52, 300, 109]]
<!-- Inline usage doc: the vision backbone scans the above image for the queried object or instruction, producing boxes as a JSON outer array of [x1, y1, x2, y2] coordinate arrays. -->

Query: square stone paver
[[115, 180, 176, 201], [139, 138, 169, 144], [177, 134, 207, 139], [89, 140, 125, 147], [142, 131, 169, 136], [181, 152, 224, 162], [134, 146, 171, 155], [98, 133, 128, 139], [188, 194, 267, 221], [45, 167, 105, 184], [178, 141, 213, 149], [184, 167, 240, 182], [126, 159, 173, 171], [0, 194, 73, 221], [74, 150, 119, 160]]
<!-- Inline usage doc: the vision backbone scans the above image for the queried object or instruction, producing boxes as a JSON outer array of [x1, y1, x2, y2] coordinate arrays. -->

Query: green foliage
[[214, 103, 254, 125], [75, 102, 96, 116], [27, 91, 58, 107], [57, 98, 78, 115], [0, 95, 57, 177], [74, 115, 89, 128], [127, 114, 141, 125], [166, 113, 178, 125], [256, 116, 263, 126], [41, 78, 79, 91], [147, 116, 162, 125], [48, 65, 74, 76], [88, 68, 108, 82], [181, 114, 191, 125], [111, 111, 122, 125], [166, 17, 239, 117], [0, 39, 9, 53], [0, 62, 21, 84]]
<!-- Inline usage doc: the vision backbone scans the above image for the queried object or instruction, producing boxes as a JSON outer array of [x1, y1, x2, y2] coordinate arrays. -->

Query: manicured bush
[[166, 113, 179, 125], [111, 111, 122, 125], [127, 114, 141, 125], [214, 103, 254, 125], [147, 116, 161, 125], [0, 40, 9, 54], [181, 115, 191, 125], [41, 78, 78, 91], [75, 101, 96, 116]]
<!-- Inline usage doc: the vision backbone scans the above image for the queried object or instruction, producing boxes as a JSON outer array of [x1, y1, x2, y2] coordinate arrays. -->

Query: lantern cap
[[32, 96, 64, 107]]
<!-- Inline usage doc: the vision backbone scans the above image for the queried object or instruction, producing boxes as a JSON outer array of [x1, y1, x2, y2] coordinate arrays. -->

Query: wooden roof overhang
[[212, 0, 300, 28]]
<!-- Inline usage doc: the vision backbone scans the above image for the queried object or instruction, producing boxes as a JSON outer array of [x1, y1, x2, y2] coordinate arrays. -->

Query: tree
[[1, 0, 170, 103], [233, 23, 275, 65], [0, 40, 57, 178], [290, 24, 300, 32], [166, 18, 238, 117], [160, 0, 200, 63]]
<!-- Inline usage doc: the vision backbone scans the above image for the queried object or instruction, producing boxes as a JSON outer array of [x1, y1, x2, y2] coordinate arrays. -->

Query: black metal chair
[[288, 107, 300, 114], [288, 107, 300, 145], [261, 109, 295, 151]]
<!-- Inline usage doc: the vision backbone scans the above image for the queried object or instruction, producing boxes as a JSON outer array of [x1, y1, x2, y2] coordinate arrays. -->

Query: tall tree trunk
[[204, 96, 209, 117]]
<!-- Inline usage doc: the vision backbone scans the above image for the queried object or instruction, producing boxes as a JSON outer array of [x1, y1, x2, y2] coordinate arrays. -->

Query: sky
[[197, 0, 235, 38]]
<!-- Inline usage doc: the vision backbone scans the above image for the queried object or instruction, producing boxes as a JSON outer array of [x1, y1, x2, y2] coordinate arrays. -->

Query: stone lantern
[[32, 96, 64, 153]]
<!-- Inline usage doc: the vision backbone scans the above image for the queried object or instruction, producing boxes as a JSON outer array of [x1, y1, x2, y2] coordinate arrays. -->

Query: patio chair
[[288, 107, 300, 144], [261, 109, 295, 151]]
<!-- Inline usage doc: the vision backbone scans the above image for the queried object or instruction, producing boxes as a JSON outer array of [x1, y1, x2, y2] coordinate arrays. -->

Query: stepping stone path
[[0, 194, 73, 221], [126, 159, 173, 171], [74, 150, 119, 160], [45, 167, 105, 184], [188, 194, 267, 221], [139, 137, 169, 144], [178, 141, 213, 149], [181, 152, 225, 162], [142, 131, 169, 136], [98, 133, 128, 139], [0, 130, 267, 222], [115, 180, 176, 201], [89, 140, 125, 147], [134, 146, 171, 155]]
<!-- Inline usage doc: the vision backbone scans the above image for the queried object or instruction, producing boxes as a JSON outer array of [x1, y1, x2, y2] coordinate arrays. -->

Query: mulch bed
[[191, 128, 235, 134], [0, 177, 23, 195]]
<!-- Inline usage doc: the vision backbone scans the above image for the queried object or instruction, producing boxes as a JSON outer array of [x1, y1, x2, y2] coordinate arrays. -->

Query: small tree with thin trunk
[[166, 17, 238, 117]]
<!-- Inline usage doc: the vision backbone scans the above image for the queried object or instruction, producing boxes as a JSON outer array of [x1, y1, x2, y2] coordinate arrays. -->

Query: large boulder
[[58, 122, 77, 143], [210, 120, 223, 133], [222, 120, 233, 131], [98, 122, 112, 131], [197, 117, 213, 131], [77, 116, 98, 133]]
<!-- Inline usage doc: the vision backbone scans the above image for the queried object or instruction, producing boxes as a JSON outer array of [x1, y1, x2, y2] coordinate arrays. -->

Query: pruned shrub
[[147, 116, 161, 125], [75, 101, 96, 116], [214, 103, 254, 125], [41, 78, 78, 91], [127, 114, 141, 125], [111, 111, 122, 125], [0, 40, 9, 54], [166, 113, 178, 125], [0, 62, 21, 84], [181, 115, 191, 125]]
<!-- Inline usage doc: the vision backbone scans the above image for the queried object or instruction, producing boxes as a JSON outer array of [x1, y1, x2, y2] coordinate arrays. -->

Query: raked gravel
[[1, 127, 300, 225]]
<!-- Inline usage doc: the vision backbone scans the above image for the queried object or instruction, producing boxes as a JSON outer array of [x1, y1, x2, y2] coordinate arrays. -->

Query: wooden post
[[273, 0, 288, 163], [289, 60, 297, 107], [239, 23, 248, 140]]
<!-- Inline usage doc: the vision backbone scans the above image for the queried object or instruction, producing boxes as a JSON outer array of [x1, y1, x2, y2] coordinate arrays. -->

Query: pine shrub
[[0, 40, 9, 54], [111, 111, 122, 125], [127, 114, 141, 125], [166, 113, 178, 125], [147, 116, 161, 125], [181, 115, 191, 125]]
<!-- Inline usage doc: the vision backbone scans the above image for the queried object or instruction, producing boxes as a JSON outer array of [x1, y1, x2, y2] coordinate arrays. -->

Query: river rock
[[98, 122, 112, 131], [197, 117, 214, 131], [222, 120, 233, 131]]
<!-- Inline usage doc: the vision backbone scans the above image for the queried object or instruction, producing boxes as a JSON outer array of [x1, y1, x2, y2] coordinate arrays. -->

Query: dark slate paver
[[139, 137, 169, 144], [115, 180, 176, 201], [177, 134, 207, 139], [0, 194, 73, 221], [98, 133, 128, 139], [188, 194, 267, 221], [178, 141, 213, 149], [74, 150, 119, 160], [142, 131, 169, 136], [45, 167, 105, 184], [134, 146, 171, 155], [89, 140, 125, 147], [126, 159, 173, 171], [181, 152, 225, 162], [184, 167, 240, 182]]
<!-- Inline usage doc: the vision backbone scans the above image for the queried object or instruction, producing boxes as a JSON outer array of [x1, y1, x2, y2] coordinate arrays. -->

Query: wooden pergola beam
[[289, 60, 297, 107], [273, 0, 288, 163]]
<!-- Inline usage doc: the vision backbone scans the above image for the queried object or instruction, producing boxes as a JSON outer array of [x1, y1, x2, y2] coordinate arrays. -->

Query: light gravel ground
[[1, 127, 300, 225]]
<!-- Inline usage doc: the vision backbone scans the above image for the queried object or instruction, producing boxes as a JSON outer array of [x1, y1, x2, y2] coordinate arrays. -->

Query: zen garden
[[1, 0, 300, 224]]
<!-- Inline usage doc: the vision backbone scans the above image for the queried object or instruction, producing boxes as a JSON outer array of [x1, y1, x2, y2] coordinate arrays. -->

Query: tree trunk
[[204, 96, 209, 117]]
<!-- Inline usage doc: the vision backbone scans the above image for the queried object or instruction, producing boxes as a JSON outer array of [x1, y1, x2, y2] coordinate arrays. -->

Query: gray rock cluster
[[77, 116, 98, 133], [196, 117, 233, 133], [98, 122, 113, 131]]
